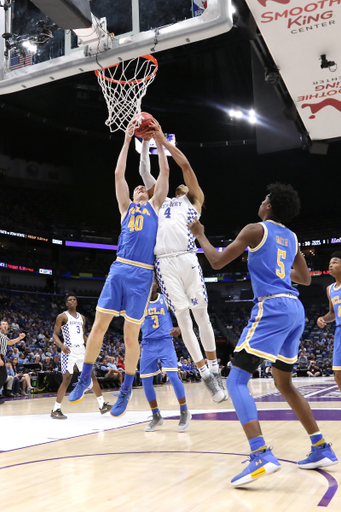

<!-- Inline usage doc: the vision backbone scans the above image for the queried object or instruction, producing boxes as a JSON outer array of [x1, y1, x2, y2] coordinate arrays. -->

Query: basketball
[[134, 112, 155, 139]]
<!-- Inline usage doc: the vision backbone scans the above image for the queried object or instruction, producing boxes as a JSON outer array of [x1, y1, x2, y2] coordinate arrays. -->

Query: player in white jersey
[[138, 135, 226, 403], [51, 294, 111, 418]]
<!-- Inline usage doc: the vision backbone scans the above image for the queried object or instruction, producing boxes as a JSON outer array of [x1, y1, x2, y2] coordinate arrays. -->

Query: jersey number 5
[[276, 249, 286, 279]]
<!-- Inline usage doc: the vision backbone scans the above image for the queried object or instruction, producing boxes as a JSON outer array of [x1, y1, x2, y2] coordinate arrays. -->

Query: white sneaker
[[202, 372, 225, 403], [145, 412, 165, 432], [178, 410, 192, 432], [212, 371, 228, 401]]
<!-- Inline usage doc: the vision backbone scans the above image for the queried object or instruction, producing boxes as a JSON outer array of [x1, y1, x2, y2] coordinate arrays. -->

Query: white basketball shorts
[[155, 252, 208, 314], [61, 345, 85, 375]]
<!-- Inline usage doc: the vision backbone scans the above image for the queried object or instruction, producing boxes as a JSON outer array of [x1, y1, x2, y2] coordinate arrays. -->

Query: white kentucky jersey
[[154, 194, 200, 256], [61, 311, 84, 347]]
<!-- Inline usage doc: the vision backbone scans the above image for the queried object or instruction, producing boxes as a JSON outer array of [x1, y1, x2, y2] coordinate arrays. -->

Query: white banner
[[245, 0, 341, 140]]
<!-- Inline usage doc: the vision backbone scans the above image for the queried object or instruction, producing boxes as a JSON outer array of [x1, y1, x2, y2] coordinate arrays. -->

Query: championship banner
[[245, 0, 341, 140]]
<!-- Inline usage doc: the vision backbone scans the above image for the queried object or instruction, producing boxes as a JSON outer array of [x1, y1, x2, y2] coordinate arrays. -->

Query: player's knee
[[226, 366, 250, 396], [124, 334, 139, 349], [273, 376, 294, 394]]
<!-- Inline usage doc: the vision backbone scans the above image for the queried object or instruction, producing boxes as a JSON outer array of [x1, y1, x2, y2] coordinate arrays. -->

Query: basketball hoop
[[95, 54, 158, 135]]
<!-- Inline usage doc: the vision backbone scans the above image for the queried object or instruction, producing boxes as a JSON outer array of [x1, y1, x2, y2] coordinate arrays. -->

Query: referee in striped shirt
[[0, 320, 25, 404]]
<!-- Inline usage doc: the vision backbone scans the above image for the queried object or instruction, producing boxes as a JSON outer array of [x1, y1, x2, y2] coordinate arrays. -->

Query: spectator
[[323, 360, 333, 377], [307, 360, 321, 377]]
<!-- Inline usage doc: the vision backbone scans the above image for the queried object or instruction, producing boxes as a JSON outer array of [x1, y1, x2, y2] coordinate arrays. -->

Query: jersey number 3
[[276, 249, 286, 279], [151, 315, 159, 329]]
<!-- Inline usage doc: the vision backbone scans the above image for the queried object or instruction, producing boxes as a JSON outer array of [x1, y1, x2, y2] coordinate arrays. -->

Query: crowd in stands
[[0, 286, 337, 400]]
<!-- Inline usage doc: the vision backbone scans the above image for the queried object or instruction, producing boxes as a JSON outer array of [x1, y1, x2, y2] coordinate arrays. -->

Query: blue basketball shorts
[[234, 296, 305, 364], [332, 327, 341, 371], [140, 338, 178, 378], [97, 260, 153, 325]]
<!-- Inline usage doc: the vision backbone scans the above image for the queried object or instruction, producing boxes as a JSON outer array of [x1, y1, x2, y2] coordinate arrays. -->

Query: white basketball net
[[95, 55, 158, 135]]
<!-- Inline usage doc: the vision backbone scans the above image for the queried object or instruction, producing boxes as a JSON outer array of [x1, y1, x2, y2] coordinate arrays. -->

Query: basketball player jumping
[[69, 121, 169, 417], [317, 251, 341, 393], [188, 183, 338, 486], [141, 277, 191, 432], [51, 294, 111, 418], [139, 136, 226, 403]]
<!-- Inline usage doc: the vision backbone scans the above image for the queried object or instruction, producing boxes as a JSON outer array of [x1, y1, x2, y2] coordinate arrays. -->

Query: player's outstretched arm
[[188, 219, 263, 270], [115, 130, 133, 218], [317, 285, 336, 327], [139, 138, 156, 199], [147, 128, 204, 208], [149, 122, 169, 211]]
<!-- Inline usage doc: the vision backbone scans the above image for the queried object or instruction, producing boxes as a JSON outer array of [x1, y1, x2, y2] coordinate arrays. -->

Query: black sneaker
[[51, 409, 67, 419], [99, 402, 111, 414]]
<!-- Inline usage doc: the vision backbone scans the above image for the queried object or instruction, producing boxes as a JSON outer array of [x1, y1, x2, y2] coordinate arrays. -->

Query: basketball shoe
[[51, 409, 67, 419], [231, 447, 281, 487], [202, 372, 225, 403], [212, 371, 228, 401], [68, 375, 92, 403], [99, 402, 111, 414], [110, 388, 132, 417], [298, 443, 338, 469], [145, 412, 165, 432], [178, 410, 192, 432]]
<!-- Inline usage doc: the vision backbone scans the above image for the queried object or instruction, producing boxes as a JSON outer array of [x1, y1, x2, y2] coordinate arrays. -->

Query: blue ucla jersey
[[141, 293, 174, 343], [248, 220, 299, 301], [329, 283, 341, 327], [117, 201, 158, 266]]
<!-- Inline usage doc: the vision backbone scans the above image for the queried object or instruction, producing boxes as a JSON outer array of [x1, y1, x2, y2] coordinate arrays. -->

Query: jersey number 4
[[164, 207, 171, 219], [276, 249, 286, 279]]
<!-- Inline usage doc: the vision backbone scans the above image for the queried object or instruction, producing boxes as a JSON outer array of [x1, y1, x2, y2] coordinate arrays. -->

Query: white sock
[[198, 364, 211, 380], [207, 359, 219, 374], [97, 396, 104, 408], [53, 402, 61, 412]]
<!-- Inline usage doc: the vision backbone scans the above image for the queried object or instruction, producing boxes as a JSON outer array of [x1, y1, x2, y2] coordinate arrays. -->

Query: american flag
[[9, 52, 32, 71]]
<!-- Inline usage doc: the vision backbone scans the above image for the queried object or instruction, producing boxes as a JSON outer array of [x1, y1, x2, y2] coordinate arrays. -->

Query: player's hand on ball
[[145, 120, 163, 141], [188, 218, 204, 238]]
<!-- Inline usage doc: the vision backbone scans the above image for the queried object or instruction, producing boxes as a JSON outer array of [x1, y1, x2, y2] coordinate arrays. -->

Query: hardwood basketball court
[[1, 376, 340, 512]]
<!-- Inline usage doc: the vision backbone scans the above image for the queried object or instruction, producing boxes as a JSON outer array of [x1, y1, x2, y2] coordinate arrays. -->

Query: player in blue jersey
[[317, 251, 341, 393], [189, 183, 338, 486], [141, 278, 191, 432], [69, 121, 169, 417]]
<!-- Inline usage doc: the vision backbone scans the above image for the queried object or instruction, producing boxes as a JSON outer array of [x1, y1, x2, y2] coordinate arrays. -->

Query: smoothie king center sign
[[245, 0, 341, 140]]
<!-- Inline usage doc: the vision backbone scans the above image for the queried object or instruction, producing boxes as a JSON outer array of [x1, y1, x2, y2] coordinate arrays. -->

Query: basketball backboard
[[0, 0, 232, 95]]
